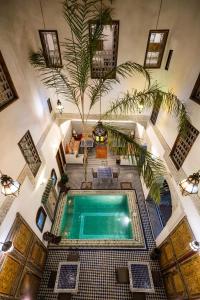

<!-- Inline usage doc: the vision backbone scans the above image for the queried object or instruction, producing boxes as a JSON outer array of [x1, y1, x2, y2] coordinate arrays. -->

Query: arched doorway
[[146, 180, 172, 239]]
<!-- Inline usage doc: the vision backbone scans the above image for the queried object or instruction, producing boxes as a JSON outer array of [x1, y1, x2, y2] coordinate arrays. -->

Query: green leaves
[[104, 123, 165, 202], [104, 84, 189, 136]]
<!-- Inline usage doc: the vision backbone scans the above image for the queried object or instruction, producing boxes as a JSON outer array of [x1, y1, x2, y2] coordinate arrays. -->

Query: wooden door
[[170, 217, 194, 260], [163, 266, 187, 299], [18, 269, 41, 300], [179, 253, 200, 299], [159, 238, 176, 270]]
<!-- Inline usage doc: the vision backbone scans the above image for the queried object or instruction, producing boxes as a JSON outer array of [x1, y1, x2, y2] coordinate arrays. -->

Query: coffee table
[[54, 262, 80, 294], [128, 262, 155, 293]]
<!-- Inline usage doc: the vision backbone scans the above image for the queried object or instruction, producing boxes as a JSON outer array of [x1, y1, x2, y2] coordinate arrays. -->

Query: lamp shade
[[0, 174, 20, 196], [92, 121, 108, 144], [189, 240, 200, 252], [179, 171, 200, 196], [56, 99, 64, 114]]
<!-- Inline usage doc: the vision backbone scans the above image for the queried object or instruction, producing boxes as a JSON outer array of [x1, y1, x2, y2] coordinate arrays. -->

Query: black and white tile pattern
[[37, 150, 167, 299]]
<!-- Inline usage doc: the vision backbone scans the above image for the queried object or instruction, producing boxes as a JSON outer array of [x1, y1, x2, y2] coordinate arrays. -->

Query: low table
[[54, 262, 80, 294], [97, 167, 113, 181], [128, 262, 155, 293]]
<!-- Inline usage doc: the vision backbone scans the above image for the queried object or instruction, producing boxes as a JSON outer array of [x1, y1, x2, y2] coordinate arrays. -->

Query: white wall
[[0, 0, 200, 246]]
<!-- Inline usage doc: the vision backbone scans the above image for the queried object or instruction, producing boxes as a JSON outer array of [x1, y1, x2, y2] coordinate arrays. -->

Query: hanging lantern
[[56, 99, 64, 114], [0, 173, 20, 196], [189, 240, 200, 252], [0, 241, 13, 252], [92, 121, 108, 144], [179, 171, 200, 196]]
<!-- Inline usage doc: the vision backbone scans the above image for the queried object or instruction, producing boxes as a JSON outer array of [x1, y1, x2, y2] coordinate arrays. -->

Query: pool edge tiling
[[52, 190, 145, 248]]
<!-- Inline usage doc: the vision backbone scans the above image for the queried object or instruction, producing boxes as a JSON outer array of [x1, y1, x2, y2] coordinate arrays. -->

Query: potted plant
[[58, 173, 70, 193]]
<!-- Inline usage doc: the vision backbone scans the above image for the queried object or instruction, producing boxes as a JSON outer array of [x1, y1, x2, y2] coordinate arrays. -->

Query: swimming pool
[[60, 194, 133, 240], [53, 190, 144, 248]]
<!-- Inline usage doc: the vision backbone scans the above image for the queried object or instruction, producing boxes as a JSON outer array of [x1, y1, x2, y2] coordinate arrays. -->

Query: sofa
[[65, 137, 84, 164]]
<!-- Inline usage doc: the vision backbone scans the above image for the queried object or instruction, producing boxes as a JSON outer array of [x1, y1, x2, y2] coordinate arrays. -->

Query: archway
[[146, 179, 172, 239]]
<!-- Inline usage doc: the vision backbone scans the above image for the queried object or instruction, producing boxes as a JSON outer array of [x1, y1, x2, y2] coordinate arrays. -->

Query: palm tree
[[30, 0, 189, 202]]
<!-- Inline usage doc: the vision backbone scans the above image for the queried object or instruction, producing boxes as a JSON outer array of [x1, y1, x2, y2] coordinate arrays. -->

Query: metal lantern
[[189, 240, 200, 252], [0, 241, 13, 252], [179, 171, 200, 196], [56, 99, 64, 114], [0, 173, 20, 196], [92, 121, 108, 144]]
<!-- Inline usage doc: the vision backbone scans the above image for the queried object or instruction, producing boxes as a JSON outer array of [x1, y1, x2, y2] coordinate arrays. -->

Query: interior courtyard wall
[[0, 0, 200, 245]]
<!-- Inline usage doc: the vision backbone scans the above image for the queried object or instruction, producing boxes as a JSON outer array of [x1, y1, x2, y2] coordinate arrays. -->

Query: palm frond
[[103, 123, 165, 202], [29, 51, 79, 105], [104, 84, 189, 136], [88, 62, 151, 112]]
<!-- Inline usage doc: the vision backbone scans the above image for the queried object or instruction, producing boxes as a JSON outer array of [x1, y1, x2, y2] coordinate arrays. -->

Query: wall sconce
[[0, 170, 20, 196], [0, 241, 13, 253], [179, 171, 200, 196], [56, 99, 64, 114], [189, 240, 200, 251]]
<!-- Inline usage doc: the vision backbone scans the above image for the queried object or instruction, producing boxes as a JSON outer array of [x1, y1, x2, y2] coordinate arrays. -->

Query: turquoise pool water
[[60, 194, 133, 240]]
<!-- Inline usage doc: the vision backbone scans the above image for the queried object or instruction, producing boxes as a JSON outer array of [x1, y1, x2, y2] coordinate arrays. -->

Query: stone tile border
[[52, 190, 145, 248]]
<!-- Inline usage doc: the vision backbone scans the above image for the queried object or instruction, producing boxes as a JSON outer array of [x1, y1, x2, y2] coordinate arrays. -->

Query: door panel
[[170, 218, 193, 260], [0, 255, 23, 296]]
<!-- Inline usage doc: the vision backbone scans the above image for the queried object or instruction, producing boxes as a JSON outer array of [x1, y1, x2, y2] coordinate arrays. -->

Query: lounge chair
[[116, 267, 129, 283]]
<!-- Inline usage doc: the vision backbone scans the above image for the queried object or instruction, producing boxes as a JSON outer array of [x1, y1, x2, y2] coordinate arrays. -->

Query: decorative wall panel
[[18, 130, 42, 177], [28, 239, 47, 271], [180, 253, 200, 299], [163, 266, 187, 299], [170, 122, 199, 170], [17, 268, 41, 300], [0, 213, 47, 299], [13, 222, 33, 257], [0, 255, 23, 296], [41, 179, 58, 221], [159, 238, 175, 270], [89, 21, 119, 79], [0, 51, 18, 111], [170, 217, 193, 260]]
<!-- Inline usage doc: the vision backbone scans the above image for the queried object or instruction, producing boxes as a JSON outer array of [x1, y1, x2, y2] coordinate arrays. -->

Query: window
[[89, 21, 119, 79], [150, 101, 162, 125], [190, 73, 200, 104], [170, 122, 199, 170], [144, 30, 169, 68], [36, 206, 47, 232], [47, 98, 52, 113], [0, 51, 18, 111], [39, 30, 62, 67], [18, 130, 42, 177]]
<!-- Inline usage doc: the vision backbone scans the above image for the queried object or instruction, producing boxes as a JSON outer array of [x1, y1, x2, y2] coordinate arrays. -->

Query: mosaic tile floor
[[37, 150, 167, 299]]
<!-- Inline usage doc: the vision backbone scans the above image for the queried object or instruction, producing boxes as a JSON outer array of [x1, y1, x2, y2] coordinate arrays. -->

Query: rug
[[81, 181, 92, 190], [120, 182, 133, 189]]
